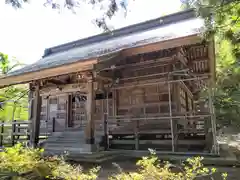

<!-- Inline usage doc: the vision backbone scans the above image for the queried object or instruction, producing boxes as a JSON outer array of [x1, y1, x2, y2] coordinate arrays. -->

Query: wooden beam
[[40, 83, 88, 96], [94, 71, 113, 82], [48, 78, 69, 85]]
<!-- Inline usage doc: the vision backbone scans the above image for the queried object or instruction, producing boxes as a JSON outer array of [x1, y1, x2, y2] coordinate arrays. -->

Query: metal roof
[[7, 10, 204, 77]]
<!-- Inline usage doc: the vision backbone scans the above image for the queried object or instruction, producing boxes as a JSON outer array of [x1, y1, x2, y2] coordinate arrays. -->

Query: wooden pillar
[[208, 39, 218, 154], [30, 83, 41, 147], [208, 82, 218, 154], [85, 78, 95, 144]]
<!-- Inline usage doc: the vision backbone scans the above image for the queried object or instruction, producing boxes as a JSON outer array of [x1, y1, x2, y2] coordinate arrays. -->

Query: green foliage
[[182, 0, 240, 58], [214, 38, 240, 127], [110, 150, 227, 180], [182, 0, 240, 128], [5, 0, 128, 31], [0, 144, 100, 179], [0, 146, 226, 180], [0, 53, 28, 122]]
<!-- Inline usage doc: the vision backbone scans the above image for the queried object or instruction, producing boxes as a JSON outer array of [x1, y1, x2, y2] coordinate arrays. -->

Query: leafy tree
[[5, 0, 128, 31], [181, 0, 240, 128], [181, 0, 240, 59], [0, 53, 28, 121]]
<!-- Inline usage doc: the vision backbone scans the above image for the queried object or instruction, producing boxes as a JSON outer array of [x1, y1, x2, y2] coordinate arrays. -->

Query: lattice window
[[181, 107, 186, 112], [57, 113, 66, 119], [40, 115, 46, 120], [160, 94, 169, 101], [188, 97, 192, 111], [117, 109, 128, 116], [49, 98, 57, 104], [145, 106, 159, 114], [160, 105, 169, 113], [58, 104, 66, 110], [41, 106, 47, 113]]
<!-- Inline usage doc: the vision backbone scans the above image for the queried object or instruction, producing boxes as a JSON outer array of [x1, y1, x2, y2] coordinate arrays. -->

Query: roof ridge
[[43, 8, 197, 57]]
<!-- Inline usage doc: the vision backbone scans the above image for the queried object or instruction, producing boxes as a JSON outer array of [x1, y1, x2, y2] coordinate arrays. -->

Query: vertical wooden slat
[[0, 120, 4, 146], [67, 94, 72, 127], [135, 120, 139, 150], [103, 113, 109, 150], [112, 90, 117, 116], [52, 117, 56, 132], [11, 120, 16, 146], [46, 97, 50, 133], [17, 123, 20, 141]]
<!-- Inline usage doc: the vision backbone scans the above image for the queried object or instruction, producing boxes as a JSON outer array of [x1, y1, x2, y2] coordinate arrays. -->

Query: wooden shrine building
[[0, 9, 218, 155]]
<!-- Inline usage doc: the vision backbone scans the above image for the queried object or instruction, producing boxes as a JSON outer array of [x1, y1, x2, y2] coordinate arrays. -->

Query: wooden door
[[71, 94, 87, 128], [48, 95, 68, 132], [56, 95, 68, 131]]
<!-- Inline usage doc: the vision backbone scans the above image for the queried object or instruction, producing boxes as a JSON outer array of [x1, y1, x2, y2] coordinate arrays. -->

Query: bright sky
[[0, 0, 182, 64]]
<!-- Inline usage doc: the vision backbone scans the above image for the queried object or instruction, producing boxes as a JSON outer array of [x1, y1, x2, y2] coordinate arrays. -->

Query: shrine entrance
[[69, 92, 87, 128]]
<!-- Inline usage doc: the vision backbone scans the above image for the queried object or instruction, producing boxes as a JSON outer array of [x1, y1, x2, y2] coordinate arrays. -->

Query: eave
[[0, 34, 208, 88], [0, 59, 97, 88]]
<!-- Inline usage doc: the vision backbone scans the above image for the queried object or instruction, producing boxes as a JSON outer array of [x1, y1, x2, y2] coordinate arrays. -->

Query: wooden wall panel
[[116, 83, 174, 116], [177, 82, 195, 129]]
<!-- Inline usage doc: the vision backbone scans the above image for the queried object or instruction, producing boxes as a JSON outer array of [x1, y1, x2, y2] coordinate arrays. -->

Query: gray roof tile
[[8, 13, 203, 77]]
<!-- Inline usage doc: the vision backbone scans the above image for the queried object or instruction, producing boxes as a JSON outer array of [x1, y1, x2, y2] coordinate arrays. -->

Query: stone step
[[42, 130, 105, 156], [49, 137, 84, 141], [46, 136, 102, 140], [44, 146, 95, 154], [53, 136, 104, 140], [45, 139, 102, 144], [44, 144, 85, 149], [43, 149, 119, 163]]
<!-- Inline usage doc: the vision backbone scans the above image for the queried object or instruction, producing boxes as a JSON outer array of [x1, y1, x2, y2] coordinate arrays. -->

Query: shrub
[[0, 144, 99, 179], [109, 149, 227, 180], [0, 145, 227, 180]]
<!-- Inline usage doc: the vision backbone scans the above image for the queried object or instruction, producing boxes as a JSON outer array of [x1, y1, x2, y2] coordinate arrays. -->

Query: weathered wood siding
[[116, 83, 176, 116], [177, 81, 194, 128]]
